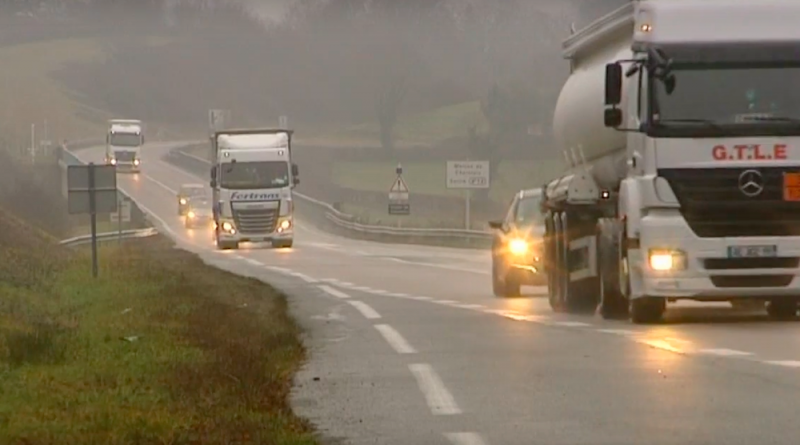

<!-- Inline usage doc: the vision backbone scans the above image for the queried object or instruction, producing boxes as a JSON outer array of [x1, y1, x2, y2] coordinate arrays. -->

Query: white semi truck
[[542, 0, 800, 323], [209, 129, 299, 250], [105, 119, 143, 172]]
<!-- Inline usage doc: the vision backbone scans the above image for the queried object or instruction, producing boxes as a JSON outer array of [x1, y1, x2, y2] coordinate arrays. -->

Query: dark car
[[177, 184, 207, 216], [488, 188, 547, 297], [184, 198, 213, 229]]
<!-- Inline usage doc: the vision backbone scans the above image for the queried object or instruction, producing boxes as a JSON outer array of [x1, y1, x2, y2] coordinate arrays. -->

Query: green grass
[[331, 158, 564, 204], [0, 212, 316, 444]]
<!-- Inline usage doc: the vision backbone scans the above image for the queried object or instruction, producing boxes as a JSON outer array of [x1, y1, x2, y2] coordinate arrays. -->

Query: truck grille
[[233, 207, 279, 234], [658, 168, 800, 238], [115, 151, 135, 162]]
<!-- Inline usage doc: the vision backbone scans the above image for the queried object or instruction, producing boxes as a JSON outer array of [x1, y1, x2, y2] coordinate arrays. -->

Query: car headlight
[[134, 159, 140, 165], [508, 238, 529, 256], [649, 249, 687, 271], [221, 221, 234, 231], [180, 198, 186, 205], [110, 158, 116, 165], [187, 211, 195, 219]]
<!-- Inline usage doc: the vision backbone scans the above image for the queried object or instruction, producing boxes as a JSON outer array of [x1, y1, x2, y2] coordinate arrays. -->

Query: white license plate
[[727, 245, 777, 258]]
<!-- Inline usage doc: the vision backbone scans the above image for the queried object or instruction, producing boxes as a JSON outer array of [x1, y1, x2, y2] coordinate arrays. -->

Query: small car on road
[[488, 188, 547, 297], [184, 197, 213, 229], [177, 183, 207, 216]]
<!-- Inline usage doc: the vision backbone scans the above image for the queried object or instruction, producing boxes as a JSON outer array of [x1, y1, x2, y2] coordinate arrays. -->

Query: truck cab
[[105, 119, 143, 173], [209, 129, 299, 250]]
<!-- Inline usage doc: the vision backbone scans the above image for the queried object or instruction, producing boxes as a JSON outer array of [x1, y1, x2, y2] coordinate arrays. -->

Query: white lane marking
[[409, 296, 432, 301], [318, 285, 351, 299], [409, 364, 461, 415], [245, 258, 263, 266], [320, 278, 340, 283], [445, 432, 488, 445], [291, 272, 318, 283], [352, 286, 373, 292], [346, 300, 381, 319], [387, 292, 409, 298], [144, 173, 177, 194], [455, 304, 486, 310], [551, 321, 592, 327], [375, 324, 417, 354], [338, 282, 354, 287], [763, 360, 800, 368], [596, 329, 637, 336], [382, 257, 488, 275], [435, 300, 458, 305], [369, 289, 389, 295], [698, 348, 753, 357]]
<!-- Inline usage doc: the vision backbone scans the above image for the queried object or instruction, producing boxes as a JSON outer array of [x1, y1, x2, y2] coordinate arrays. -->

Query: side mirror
[[663, 75, 676, 95], [210, 166, 217, 180], [488, 220, 504, 230], [604, 62, 623, 105], [210, 180, 217, 188], [291, 163, 299, 176], [293, 177, 300, 186], [604, 108, 623, 128]]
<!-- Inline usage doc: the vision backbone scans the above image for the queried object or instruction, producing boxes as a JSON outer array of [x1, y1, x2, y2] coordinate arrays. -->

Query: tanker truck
[[541, 0, 800, 324]]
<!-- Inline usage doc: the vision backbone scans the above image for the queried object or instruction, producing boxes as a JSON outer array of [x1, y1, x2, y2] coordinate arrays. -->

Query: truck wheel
[[766, 298, 798, 320], [630, 297, 665, 324], [561, 212, 599, 314], [598, 220, 628, 319]]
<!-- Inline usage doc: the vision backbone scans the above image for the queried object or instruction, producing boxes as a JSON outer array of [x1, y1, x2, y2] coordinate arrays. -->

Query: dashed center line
[[346, 300, 382, 319], [375, 324, 417, 354], [318, 285, 351, 299], [409, 363, 462, 415], [445, 432, 488, 445]]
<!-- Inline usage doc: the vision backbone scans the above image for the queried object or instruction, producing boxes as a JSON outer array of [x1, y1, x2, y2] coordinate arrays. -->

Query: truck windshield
[[220, 161, 289, 189], [515, 196, 543, 226], [650, 63, 800, 135], [109, 132, 142, 147]]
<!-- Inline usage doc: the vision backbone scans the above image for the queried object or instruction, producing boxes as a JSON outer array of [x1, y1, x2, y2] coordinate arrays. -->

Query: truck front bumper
[[632, 211, 800, 301]]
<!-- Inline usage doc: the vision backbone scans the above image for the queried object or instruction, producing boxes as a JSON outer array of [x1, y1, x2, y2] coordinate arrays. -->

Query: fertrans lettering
[[711, 144, 787, 161], [230, 191, 280, 201]]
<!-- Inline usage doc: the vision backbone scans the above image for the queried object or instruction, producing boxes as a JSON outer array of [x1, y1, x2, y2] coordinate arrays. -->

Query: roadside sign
[[279, 115, 288, 129], [446, 160, 490, 189], [388, 175, 410, 215], [67, 164, 118, 215], [110, 198, 131, 223]]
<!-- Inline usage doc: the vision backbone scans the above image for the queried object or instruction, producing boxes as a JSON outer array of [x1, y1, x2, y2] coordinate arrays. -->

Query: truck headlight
[[649, 249, 687, 271], [180, 198, 187, 205], [187, 211, 196, 219], [508, 238, 529, 256], [134, 159, 140, 166], [110, 158, 116, 165], [221, 221, 234, 232], [279, 219, 292, 230]]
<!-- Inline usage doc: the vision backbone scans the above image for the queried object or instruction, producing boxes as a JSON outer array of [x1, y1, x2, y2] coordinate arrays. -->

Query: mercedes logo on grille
[[738, 169, 764, 197]]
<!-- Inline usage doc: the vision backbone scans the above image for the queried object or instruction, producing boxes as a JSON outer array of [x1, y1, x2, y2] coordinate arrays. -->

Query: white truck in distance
[[541, 0, 800, 324], [105, 119, 143, 173], [209, 129, 299, 250]]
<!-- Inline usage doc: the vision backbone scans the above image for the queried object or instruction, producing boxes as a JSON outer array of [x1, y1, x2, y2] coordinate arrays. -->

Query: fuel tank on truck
[[551, 37, 634, 191]]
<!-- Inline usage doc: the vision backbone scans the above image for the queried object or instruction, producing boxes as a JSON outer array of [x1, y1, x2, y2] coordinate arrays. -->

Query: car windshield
[[182, 188, 206, 198], [515, 196, 543, 226], [220, 161, 289, 189], [109, 132, 142, 147], [652, 64, 800, 126]]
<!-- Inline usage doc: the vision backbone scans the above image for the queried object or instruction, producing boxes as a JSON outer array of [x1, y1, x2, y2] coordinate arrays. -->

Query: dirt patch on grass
[[0, 220, 316, 444]]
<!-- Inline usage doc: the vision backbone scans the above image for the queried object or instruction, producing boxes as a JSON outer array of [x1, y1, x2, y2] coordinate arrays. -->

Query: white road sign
[[389, 175, 409, 201], [446, 160, 490, 189], [110, 199, 131, 223]]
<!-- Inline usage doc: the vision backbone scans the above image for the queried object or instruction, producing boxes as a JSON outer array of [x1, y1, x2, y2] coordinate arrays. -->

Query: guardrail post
[[89, 162, 99, 278]]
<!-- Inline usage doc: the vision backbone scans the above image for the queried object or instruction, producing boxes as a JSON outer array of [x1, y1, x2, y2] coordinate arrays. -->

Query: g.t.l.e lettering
[[711, 144, 787, 161]]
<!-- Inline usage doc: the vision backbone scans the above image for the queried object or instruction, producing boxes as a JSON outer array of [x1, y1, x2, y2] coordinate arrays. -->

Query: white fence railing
[[170, 147, 493, 249]]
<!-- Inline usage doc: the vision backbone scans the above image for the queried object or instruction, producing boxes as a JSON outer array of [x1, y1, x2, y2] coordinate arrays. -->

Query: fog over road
[[76, 143, 800, 444]]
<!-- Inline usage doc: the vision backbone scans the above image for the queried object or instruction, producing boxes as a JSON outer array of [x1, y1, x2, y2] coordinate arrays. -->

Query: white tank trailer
[[540, 0, 800, 324]]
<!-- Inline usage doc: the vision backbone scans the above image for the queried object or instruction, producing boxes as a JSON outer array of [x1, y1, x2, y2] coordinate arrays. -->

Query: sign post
[[446, 160, 490, 230], [279, 115, 288, 129], [111, 195, 131, 244], [68, 163, 118, 277], [388, 163, 410, 216]]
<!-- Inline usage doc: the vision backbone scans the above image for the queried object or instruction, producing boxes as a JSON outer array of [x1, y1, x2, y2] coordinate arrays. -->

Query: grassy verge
[[0, 212, 316, 444]]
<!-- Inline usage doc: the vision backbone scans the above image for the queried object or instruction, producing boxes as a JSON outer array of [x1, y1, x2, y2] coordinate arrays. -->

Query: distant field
[[0, 38, 109, 148], [331, 158, 565, 204]]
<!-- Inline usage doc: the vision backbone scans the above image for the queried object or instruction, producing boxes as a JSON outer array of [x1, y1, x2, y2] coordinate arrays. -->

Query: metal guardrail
[[60, 227, 158, 247], [169, 147, 493, 249]]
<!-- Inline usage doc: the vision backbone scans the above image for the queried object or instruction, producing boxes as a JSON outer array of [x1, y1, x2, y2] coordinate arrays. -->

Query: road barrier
[[166, 147, 493, 249], [60, 227, 158, 247]]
